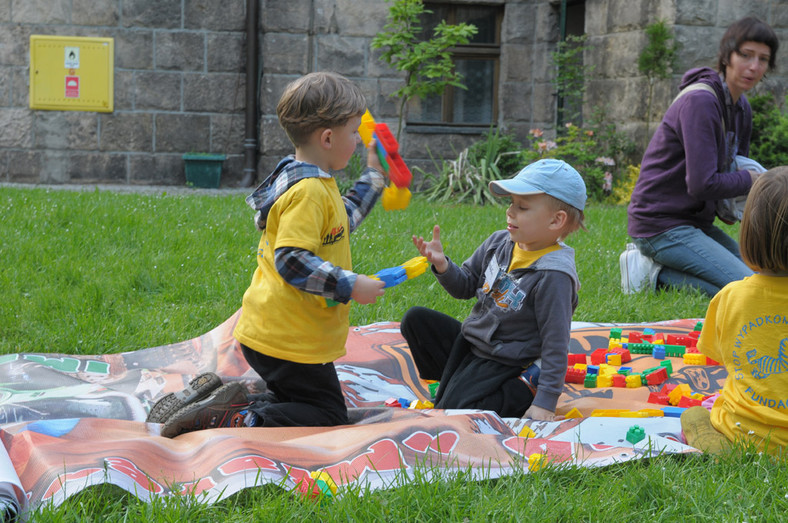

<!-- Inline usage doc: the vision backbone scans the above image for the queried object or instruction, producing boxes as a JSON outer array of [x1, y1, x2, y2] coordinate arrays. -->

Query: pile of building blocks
[[384, 397, 434, 409], [565, 324, 720, 391]]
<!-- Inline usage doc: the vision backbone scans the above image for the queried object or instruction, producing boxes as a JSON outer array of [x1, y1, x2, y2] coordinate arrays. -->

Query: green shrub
[[749, 92, 788, 168]]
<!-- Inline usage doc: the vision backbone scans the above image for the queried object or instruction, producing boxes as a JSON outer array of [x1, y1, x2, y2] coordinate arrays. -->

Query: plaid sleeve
[[343, 167, 385, 232], [274, 247, 357, 303]]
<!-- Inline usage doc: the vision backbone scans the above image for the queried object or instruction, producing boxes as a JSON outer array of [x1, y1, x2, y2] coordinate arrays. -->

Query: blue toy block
[[374, 267, 408, 287], [652, 346, 666, 360], [587, 365, 599, 375], [398, 397, 413, 409], [662, 406, 686, 418]]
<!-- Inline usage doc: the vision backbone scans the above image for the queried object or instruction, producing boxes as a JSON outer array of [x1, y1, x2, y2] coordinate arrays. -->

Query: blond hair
[[546, 194, 586, 239], [276, 71, 367, 146], [740, 166, 788, 273]]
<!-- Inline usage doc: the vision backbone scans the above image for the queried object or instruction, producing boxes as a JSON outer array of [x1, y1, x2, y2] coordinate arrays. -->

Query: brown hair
[[546, 195, 586, 239], [717, 17, 779, 74], [740, 166, 788, 273], [276, 71, 367, 146]]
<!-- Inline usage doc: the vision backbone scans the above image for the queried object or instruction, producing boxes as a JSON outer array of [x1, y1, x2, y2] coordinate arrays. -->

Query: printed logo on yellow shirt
[[746, 338, 788, 379], [323, 224, 346, 246]]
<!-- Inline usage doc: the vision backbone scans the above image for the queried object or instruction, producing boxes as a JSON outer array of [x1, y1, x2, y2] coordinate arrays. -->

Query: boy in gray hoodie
[[401, 159, 586, 421]]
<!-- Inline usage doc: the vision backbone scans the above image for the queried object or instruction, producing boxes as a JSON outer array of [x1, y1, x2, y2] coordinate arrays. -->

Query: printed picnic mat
[[0, 311, 720, 516]]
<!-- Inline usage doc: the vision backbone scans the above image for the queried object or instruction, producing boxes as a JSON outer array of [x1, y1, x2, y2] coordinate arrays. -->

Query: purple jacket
[[627, 67, 754, 238]]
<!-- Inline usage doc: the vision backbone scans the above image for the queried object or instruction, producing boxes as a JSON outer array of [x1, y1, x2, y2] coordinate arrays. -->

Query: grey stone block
[[11, 0, 68, 24], [185, 0, 245, 32], [156, 32, 205, 71], [0, 0, 10, 22], [183, 73, 246, 112], [73, 0, 119, 26], [314, 35, 367, 77], [115, 30, 154, 70], [155, 113, 211, 152], [262, 33, 309, 74], [100, 113, 153, 152], [68, 152, 128, 183], [313, 0, 387, 37], [0, 24, 28, 66], [135, 71, 182, 111], [207, 33, 246, 73], [128, 153, 183, 185], [261, 0, 312, 33], [33, 112, 99, 150], [675, 0, 716, 25], [0, 108, 32, 147], [39, 151, 71, 183], [210, 113, 246, 153], [122, 0, 182, 29], [113, 70, 135, 111], [0, 70, 8, 106]]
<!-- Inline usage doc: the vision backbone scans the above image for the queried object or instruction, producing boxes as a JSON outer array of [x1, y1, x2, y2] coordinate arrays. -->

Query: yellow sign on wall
[[29, 35, 114, 112]]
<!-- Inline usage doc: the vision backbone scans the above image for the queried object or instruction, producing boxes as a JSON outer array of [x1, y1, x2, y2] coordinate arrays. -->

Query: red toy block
[[590, 348, 609, 365], [645, 367, 668, 386], [565, 367, 586, 384], [611, 374, 627, 387], [610, 348, 631, 363], [627, 331, 643, 343], [647, 391, 670, 405], [384, 398, 401, 408], [373, 123, 412, 188], [706, 357, 721, 366], [686, 346, 700, 353], [567, 353, 587, 365], [678, 396, 703, 408]]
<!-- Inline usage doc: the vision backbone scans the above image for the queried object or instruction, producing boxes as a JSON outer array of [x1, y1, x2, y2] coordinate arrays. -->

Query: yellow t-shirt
[[233, 177, 352, 364], [699, 274, 788, 451], [508, 243, 560, 271]]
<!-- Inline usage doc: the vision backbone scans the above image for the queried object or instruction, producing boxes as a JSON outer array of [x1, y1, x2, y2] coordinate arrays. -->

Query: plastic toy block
[[528, 453, 547, 472], [688, 330, 701, 340], [626, 425, 646, 444], [685, 346, 699, 354], [678, 396, 703, 408], [606, 353, 622, 366], [420, 400, 435, 409], [597, 374, 613, 387], [666, 334, 692, 346], [590, 348, 609, 365], [647, 391, 670, 405], [609, 328, 622, 340], [372, 266, 408, 287], [683, 353, 707, 365], [664, 344, 687, 357], [428, 381, 440, 400], [628, 343, 654, 355], [625, 374, 642, 388], [408, 399, 420, 409], [591, 409, 629, 417], [690, 393, 705, 401], [573, 363, 588, 371], [643, 328, 655, 336], [519, 425, 537, 438], [401, 256, 428, 279], [659, 360, 673, 375], [608, 339, 623, 350], [668, 384, 692, 406], [567, 353, 587, 365], [611, 348, 632, 363], [565, 367, 586, 384], [652, 345, 666, 360], [612, 374, 627, 387], [384, 397, 401, 408], [693, 321, 703, 331], [627, 331, 643, 343], [398, 397, 413, 408], [586, 365, 599, 375], [618, 366, 632, 375], [645, 367, 668, 386], [662, 406, 686, 418], [598, 363, 615, 374], [311, 471, 337, 496], [706, 357, 721, 366], [584, 374, 597, 388], [564, 407, 583, 419], [621, 409, 664, 418], [660, 383, 677, 394]]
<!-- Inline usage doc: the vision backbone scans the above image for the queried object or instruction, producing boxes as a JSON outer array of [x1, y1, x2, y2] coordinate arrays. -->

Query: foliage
[[371, 0, 477, 138], [520, 122, 637, 203], [417, 126, 523, 205], [611, 164, 641, 204], [552, 34, 594, 126], [638, 20, 680, 148], [749, 92, 788, 168]]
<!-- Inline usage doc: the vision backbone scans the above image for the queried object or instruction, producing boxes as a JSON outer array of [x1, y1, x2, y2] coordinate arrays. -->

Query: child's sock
[[680, 406, 729, 454]]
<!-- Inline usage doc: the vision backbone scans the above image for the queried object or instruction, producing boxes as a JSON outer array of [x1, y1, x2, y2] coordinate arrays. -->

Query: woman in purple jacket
[[624, 17, 779, 296]]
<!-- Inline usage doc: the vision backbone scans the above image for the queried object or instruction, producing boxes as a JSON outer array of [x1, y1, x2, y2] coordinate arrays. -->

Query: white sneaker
[[619, 243, 662, 294]]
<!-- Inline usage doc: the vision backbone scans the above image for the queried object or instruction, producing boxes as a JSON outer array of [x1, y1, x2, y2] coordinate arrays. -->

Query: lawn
[[2, 187, 786, 521]]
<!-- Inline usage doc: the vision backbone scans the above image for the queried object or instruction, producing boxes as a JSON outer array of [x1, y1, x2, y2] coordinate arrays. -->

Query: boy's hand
[[412, 225, 448, 273], [366, 139, 386, 177], [351, 274, 385, 304], [523, 405, 555, 421]]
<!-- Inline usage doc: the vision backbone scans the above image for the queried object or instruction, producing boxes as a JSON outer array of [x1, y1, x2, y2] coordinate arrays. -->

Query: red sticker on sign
[[65, 75, 79, 98]]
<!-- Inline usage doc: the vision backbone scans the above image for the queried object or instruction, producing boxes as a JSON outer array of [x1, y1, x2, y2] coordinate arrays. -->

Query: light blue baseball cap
[[489, 159, 587, 211]]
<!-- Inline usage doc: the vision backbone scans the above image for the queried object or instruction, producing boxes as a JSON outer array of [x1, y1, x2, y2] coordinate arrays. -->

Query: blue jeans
[[633, 225, 752, 297]]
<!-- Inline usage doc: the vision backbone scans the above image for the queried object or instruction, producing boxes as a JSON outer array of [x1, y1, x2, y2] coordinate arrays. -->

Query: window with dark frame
[[407, 3, 502, 129]]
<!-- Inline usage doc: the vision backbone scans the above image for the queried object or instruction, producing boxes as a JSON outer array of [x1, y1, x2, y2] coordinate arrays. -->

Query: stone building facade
[[0, 0, 786, 186]]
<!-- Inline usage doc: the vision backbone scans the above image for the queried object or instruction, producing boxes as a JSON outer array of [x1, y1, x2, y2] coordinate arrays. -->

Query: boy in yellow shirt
[[149, 72, 387, 437]]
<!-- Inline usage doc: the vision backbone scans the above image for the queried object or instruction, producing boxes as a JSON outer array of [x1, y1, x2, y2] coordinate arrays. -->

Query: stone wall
[[2, 0, 787, 186], [0, 0, 248, 185]]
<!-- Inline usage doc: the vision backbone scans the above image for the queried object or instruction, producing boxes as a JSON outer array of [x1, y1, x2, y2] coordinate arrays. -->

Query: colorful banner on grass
[[1, 311, 717, 517]]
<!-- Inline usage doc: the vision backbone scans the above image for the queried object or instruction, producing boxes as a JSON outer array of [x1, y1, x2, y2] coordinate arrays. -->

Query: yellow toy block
[[564, 407, 583, 419], [574, 363, 588, 371], [597, 374, 613, 387], [620, 409, 664, 418], [683, 353, 707, 365], [528, 453, 547, 472], [358, 109, 376, 147], [606, 353, 622, 366], [590, 409, 629, 417], [608, 340, 622, 350], [625, 374, 642, 388], [401, 256, 428, 279], [668, 383, 692, 405]]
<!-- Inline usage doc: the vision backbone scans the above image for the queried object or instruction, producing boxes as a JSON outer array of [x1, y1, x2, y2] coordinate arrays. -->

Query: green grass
[[2, 187, 784, 521]]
